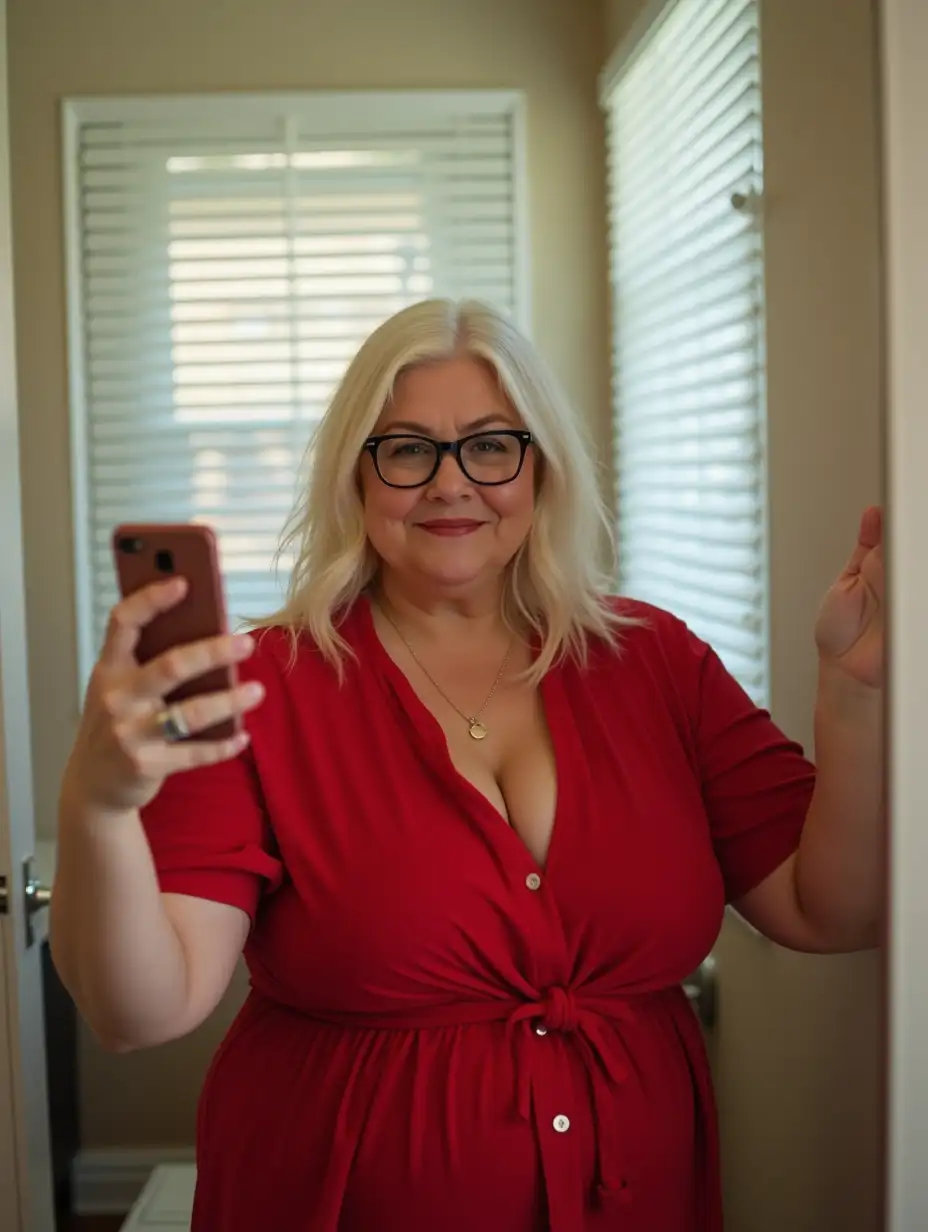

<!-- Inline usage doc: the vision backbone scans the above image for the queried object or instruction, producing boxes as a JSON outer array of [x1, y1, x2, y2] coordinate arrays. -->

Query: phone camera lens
[[118, 537, 143, 554], [155, 549, 175, 574]]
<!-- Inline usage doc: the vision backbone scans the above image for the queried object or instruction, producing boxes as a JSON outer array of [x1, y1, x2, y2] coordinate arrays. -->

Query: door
[[0, 0, 56, 1225], [882, 2, 928, 1230]]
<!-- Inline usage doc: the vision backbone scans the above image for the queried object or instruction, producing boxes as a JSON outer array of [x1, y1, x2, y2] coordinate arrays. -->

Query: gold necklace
[[376, 601, 513, 740]]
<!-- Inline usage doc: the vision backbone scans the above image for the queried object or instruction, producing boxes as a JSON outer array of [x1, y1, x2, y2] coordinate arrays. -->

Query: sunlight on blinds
[[66, 94, 523, 667], [601, 0, 768, 703]]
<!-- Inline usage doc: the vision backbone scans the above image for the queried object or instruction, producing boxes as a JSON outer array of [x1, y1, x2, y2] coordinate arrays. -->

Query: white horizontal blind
[[64, 92, 524, 672], [601, 0, 769, 703]]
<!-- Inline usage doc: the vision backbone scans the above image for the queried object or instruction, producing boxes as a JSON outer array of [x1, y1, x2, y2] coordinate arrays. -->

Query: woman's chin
[[405, 554, 502, 592], [420, 568, 491, 591]]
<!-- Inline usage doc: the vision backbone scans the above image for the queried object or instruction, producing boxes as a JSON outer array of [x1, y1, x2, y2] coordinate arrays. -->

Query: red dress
[[140, 598, 815, 1231]]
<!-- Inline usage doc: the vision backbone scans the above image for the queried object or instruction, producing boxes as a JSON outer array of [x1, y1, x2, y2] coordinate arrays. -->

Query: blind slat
[[82, 158, 513, 192]]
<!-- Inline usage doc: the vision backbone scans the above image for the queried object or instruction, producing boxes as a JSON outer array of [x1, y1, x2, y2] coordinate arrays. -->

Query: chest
[[250, 654, 726, 1016], [423, 681, 558, 868]]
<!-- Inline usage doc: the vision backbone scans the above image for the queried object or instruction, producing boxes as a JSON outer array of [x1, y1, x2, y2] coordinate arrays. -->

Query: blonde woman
[[52, 300, 884, 1231]]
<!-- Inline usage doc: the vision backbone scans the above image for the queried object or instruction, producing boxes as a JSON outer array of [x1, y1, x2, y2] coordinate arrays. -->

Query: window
[[63, 91, 527, 680], [600, 0, 768, 703]]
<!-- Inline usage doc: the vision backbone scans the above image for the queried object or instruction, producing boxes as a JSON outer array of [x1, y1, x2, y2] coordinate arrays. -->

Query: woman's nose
[[426, 450, 470, 497]]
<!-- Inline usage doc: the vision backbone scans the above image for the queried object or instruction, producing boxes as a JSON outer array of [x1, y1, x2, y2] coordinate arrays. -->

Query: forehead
[[386, 355, 515, 423]]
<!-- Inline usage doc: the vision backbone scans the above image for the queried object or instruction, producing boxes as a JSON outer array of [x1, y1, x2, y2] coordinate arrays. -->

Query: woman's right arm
[[50, 577, 265, 1052], [52, 800, 250, 1052]]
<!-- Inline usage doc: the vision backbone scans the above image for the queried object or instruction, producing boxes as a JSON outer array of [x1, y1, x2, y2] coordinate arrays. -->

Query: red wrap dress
[[140, 598, 815, 1230]]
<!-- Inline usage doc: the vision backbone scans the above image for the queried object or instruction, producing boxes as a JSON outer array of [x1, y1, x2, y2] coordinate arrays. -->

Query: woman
[[51, 299, 884, 1231]]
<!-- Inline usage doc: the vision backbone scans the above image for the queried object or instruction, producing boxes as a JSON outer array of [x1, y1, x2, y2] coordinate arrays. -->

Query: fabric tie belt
[[506, 985, 638, 1204], [255, 982, 709, 1218]]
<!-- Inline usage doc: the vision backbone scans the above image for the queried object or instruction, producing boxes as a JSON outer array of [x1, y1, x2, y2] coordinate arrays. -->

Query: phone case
[[111, 522, 240, 741]]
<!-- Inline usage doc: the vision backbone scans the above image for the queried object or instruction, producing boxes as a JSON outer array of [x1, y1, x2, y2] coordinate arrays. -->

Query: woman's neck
[[371, 574, 510, 645]]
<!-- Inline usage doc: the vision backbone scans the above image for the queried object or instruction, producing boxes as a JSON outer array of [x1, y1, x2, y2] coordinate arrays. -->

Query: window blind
[[601, 0, 768, 703], [64, 92, 526, 676]]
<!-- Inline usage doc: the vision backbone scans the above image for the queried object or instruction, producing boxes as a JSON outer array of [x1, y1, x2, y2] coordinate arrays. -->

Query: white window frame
[[61, 90, 530, 695]]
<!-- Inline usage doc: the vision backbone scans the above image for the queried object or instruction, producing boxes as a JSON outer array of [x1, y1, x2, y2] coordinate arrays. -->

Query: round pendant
[[469, 721, 489, 740]]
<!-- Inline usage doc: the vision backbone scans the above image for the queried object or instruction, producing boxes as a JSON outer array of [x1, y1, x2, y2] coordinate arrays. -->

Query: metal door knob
[[25, 874, 52, 914], [0, 856, 53, 946]]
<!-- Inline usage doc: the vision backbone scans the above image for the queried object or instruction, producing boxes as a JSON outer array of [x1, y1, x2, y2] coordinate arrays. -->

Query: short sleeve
[[139, 746, 283, 922], [685, 628, 817, 903]]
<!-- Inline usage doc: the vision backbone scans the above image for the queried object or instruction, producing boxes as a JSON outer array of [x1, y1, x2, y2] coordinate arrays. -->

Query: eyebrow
[[378, 413, 516, 435]]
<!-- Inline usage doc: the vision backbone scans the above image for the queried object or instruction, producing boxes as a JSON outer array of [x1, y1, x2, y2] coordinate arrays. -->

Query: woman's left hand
[[814, 505, 885, 690]]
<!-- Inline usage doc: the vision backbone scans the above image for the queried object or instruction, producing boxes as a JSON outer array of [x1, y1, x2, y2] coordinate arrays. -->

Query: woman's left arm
[[735, 506, 885, 953]]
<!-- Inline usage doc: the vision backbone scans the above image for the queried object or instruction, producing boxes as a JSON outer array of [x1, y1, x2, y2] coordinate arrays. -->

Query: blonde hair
[[258, 298, 633, 681]]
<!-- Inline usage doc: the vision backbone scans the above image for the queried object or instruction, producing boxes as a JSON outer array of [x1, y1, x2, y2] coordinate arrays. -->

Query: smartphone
[[111, 522, 240, 741]]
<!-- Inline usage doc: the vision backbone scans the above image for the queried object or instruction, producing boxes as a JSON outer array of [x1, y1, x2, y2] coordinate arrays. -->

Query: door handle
[[683, 954, 718, 1029], [0, 855, 52, 947]]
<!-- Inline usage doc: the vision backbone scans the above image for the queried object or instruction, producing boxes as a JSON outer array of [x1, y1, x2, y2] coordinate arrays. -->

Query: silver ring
[[156, 705, 190, 743]]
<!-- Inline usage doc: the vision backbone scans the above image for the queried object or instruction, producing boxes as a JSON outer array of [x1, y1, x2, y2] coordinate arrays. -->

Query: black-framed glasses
[[363, 429, 534, 489]]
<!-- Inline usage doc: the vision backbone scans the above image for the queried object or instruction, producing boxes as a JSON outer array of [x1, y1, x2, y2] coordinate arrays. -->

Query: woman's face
[[359, 355, 536, 596]]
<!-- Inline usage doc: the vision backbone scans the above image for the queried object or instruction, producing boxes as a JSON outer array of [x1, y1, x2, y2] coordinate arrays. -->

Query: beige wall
[[605, 2, 885, 1231], [8, 0, 610, 1148]]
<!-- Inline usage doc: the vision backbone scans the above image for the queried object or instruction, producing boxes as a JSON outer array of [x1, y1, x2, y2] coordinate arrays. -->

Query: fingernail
[[242, 681, 264, 702], [233, 634, 255, 654]]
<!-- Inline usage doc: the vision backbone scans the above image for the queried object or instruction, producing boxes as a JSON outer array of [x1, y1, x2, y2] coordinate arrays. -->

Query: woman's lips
[[416, 520, 485, 537]]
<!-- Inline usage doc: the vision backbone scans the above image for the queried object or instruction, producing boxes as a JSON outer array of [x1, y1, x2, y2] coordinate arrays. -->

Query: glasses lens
[[375, 436, 438, 487], [459, 433, 523, 483]]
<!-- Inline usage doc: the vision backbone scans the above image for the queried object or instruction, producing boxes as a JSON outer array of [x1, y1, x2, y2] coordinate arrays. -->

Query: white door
[[882, 3, 928, 1231], [0, 0, 56, 1225]]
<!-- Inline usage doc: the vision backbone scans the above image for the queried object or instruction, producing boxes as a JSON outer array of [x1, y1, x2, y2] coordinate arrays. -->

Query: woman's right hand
[[62, 576, 266, 815]]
